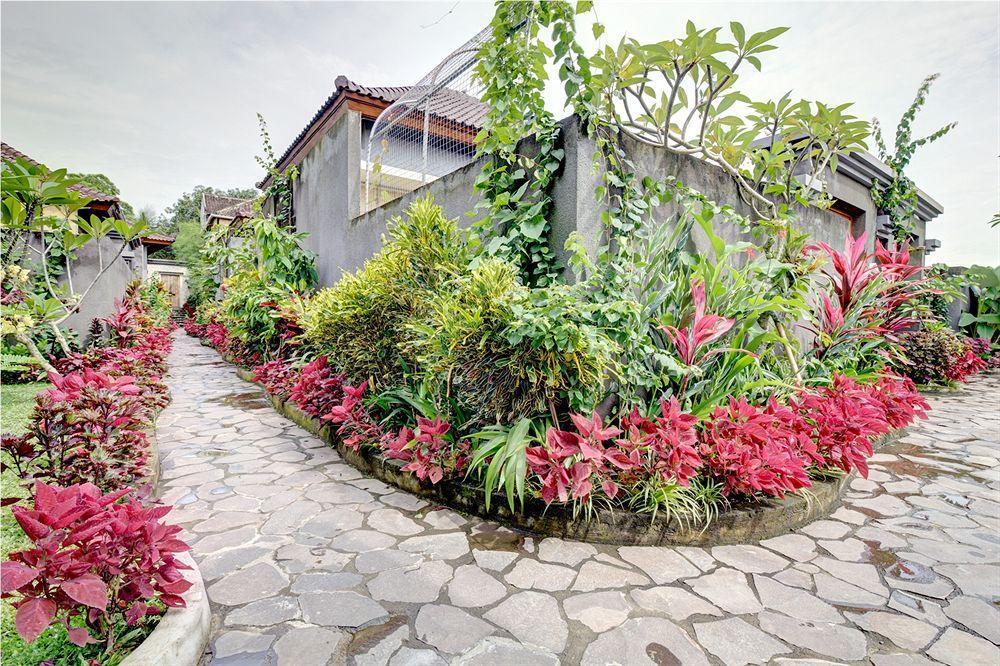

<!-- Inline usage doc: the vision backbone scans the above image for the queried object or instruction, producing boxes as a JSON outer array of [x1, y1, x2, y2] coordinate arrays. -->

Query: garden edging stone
[[118, 550, 211, 666], [227, 352, 902, 546]]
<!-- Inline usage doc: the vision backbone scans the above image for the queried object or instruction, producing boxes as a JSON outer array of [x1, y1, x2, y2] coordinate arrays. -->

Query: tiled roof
[[272, 75, 488, 173], [215, 199, 254, 220], [202, 193, 252, 217], [1, 141, 120, 203], [140, 232, 175, 245]]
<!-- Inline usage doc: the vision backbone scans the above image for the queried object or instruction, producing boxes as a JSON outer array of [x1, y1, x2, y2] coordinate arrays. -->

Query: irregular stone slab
[[885, 560, 955, 599], [367, 559, 453, 603], [581, 617, 709, 666], [753, 575, 842, 624], [448, 564, 507, 608], [224, 596, 299, 626], [273, 626, 346, 666], [260, 500, 322, 535], [887, 589, 950, 627], [631, 586, 722, 621], [329, 529, 397, 553], [399, 532, 470, 560], [694, 617, 789, 666], [454, 637, 559, 666], [380, 492, 429, 512], [473, 549, 519, 572], [813, 557, 888, 596], [758, 610, 867, 661], [572, 561, 650, 591], [618, 546, 700, 583], [686, 567, 761, 614], [848, 610, 937, 651], [199, 545, 271, 580], [712, 545, 789, 574], [563, 591, 632, 632], [422, 508, 467, 530], [909, 537, 992, 564], [760, 534, 818, 562], [301, 507, 365, 537], [537, 538, 597, 566], [800, 520, 851, 539], [367, 508, 424, 536], [415, 604, 494, 654], [935, 563, 1000, 599], [944, 595, 1000, 644], [354, 625, 409, 666], [677, 546, 716, 572], [485, 591, 568, 653], [505, 559, 576, 591], [274, 542, 352, 573], [290, 571, 363, 593], [818, 538, 868, 562], [299, 590, 388, 628], [213, 630, 275, 658], [192, 511, 260, 533], [851, 494, 911, 517], [389, 647, 447, 665], [927, 627, 1000, 666], [207, 562, 287, 605], [813, 573, 887, 608], [354, 548, 422, 574], [305, 483, 374, 505]]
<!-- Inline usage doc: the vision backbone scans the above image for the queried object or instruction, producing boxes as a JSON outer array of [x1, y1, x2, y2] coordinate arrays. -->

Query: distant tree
[[160, 185, 257, 234], [136, 206, 159, 227], [68, 171, 135, 220]]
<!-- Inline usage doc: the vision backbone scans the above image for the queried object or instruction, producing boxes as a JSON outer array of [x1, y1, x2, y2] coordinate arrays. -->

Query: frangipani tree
[[1, 157, 148, 371]]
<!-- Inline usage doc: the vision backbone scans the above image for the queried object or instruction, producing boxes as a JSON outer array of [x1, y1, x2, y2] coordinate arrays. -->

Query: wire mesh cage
[[363, 26, 491, 214]]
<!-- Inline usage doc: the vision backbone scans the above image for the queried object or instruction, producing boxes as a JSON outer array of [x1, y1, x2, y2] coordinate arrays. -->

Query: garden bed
[[232, 364, 901, 546]]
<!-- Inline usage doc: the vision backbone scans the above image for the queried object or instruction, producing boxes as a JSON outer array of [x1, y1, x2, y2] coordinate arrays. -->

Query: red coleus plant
[[252, 360, 298, 399], [1, 482, 191, 648], [617, 398, 702, 487], [661, 280, 735, 366], [381, 417, 470, 484], [795, 374, 891, 478], [867, 374, 930, 430], [527, 412, 636, 505], [204, 321, 230, 353], [700, 397, 817, 498], [3, 371, 150, 493], [945, 345, 987, 382], [289, 356, 345, 418], [323, 381, 388, 452]]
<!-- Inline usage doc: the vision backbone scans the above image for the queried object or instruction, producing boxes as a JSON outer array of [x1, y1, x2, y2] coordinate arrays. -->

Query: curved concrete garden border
[[119, 551, 211, 666], [231, 361, 900, 546]]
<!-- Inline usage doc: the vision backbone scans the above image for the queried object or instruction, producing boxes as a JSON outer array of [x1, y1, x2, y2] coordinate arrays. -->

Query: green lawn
[[1, 381, 47, 435]]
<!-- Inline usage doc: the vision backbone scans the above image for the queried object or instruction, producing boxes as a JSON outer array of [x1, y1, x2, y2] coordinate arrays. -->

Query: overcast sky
[[2, 1, 997, 265]]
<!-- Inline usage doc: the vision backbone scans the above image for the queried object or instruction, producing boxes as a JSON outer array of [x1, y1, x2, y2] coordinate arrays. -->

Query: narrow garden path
[[156, 331, 1000, 666]]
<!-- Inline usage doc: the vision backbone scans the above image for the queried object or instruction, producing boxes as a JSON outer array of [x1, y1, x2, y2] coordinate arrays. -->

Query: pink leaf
[[15, 598, 56, 643], [66, 626, 96, 646], [61, 574, 108, 609], [1, 562, 39, 592]]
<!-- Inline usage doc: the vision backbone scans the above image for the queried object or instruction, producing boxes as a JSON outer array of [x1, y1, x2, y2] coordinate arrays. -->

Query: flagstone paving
[[156, 332, 1000, 665]]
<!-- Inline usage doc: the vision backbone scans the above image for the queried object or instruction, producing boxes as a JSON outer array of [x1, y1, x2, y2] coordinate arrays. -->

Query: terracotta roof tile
[[202, 193, 252, 217], [271, 75, 488, 175], [1, 141, 120, 203]]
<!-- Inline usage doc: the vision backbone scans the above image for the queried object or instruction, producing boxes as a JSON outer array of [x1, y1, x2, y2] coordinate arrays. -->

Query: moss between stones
[[223, 350, 900, 546]]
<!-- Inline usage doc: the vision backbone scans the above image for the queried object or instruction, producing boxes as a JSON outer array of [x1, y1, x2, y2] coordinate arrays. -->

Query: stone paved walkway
[[156, 332, 1000, 665]]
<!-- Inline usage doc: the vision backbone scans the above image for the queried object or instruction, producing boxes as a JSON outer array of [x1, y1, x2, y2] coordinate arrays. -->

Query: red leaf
[[67, 626, 96, 646], [61, 575, 108, 609], [15, 598, 56, 643], [1, 562, 39, 592]]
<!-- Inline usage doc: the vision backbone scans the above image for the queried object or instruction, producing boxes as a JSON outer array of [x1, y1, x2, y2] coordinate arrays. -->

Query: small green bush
[[301, 196, 469, 386], [408, 260, 618, 425]]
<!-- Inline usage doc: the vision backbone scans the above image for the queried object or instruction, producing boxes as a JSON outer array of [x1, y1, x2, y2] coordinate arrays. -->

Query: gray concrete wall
[[295, 114, 916, 286], [60, 235, 142, 338], [292, 110, 362, 286]]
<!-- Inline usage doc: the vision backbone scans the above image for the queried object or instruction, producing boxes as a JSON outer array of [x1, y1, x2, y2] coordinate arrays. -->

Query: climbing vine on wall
[[473, 0, 587, 287], [256, 113, 299, 227]]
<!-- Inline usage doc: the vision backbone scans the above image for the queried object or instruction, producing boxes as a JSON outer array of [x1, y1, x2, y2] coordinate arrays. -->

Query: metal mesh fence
[[363, 26, 491, 214]]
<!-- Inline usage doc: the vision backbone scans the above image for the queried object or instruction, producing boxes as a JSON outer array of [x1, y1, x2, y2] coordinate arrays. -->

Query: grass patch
[[1, 381, 47, 435]]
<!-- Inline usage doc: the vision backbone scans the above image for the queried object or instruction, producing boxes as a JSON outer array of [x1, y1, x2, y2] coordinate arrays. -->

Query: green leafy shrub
[[301, 196, 469, 386], [408, 260, 618, 425]]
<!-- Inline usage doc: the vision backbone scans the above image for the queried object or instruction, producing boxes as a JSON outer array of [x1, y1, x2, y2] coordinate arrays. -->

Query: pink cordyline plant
[[661, 280, 735, 366]]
